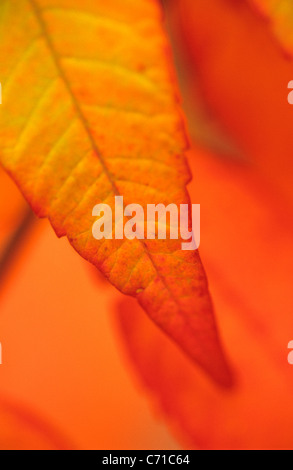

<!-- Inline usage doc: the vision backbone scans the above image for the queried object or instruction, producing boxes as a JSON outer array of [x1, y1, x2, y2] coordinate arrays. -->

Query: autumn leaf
[[0, 0, 233, 386], [166, 0, 293, 206], [249, 0, 293, 55]]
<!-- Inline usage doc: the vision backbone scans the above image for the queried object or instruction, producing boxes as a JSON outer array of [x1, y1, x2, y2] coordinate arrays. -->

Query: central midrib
[[28, 0, 186, 311]]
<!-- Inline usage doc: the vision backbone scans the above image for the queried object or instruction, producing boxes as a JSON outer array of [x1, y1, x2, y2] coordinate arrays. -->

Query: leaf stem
[[0, 207, 36, 285]]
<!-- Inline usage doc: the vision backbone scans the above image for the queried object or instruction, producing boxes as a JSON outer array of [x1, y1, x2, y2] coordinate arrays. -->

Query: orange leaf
[[249, 0, 293, 55], [0, 0, 232, 385], [165, 0, 293, 206]]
